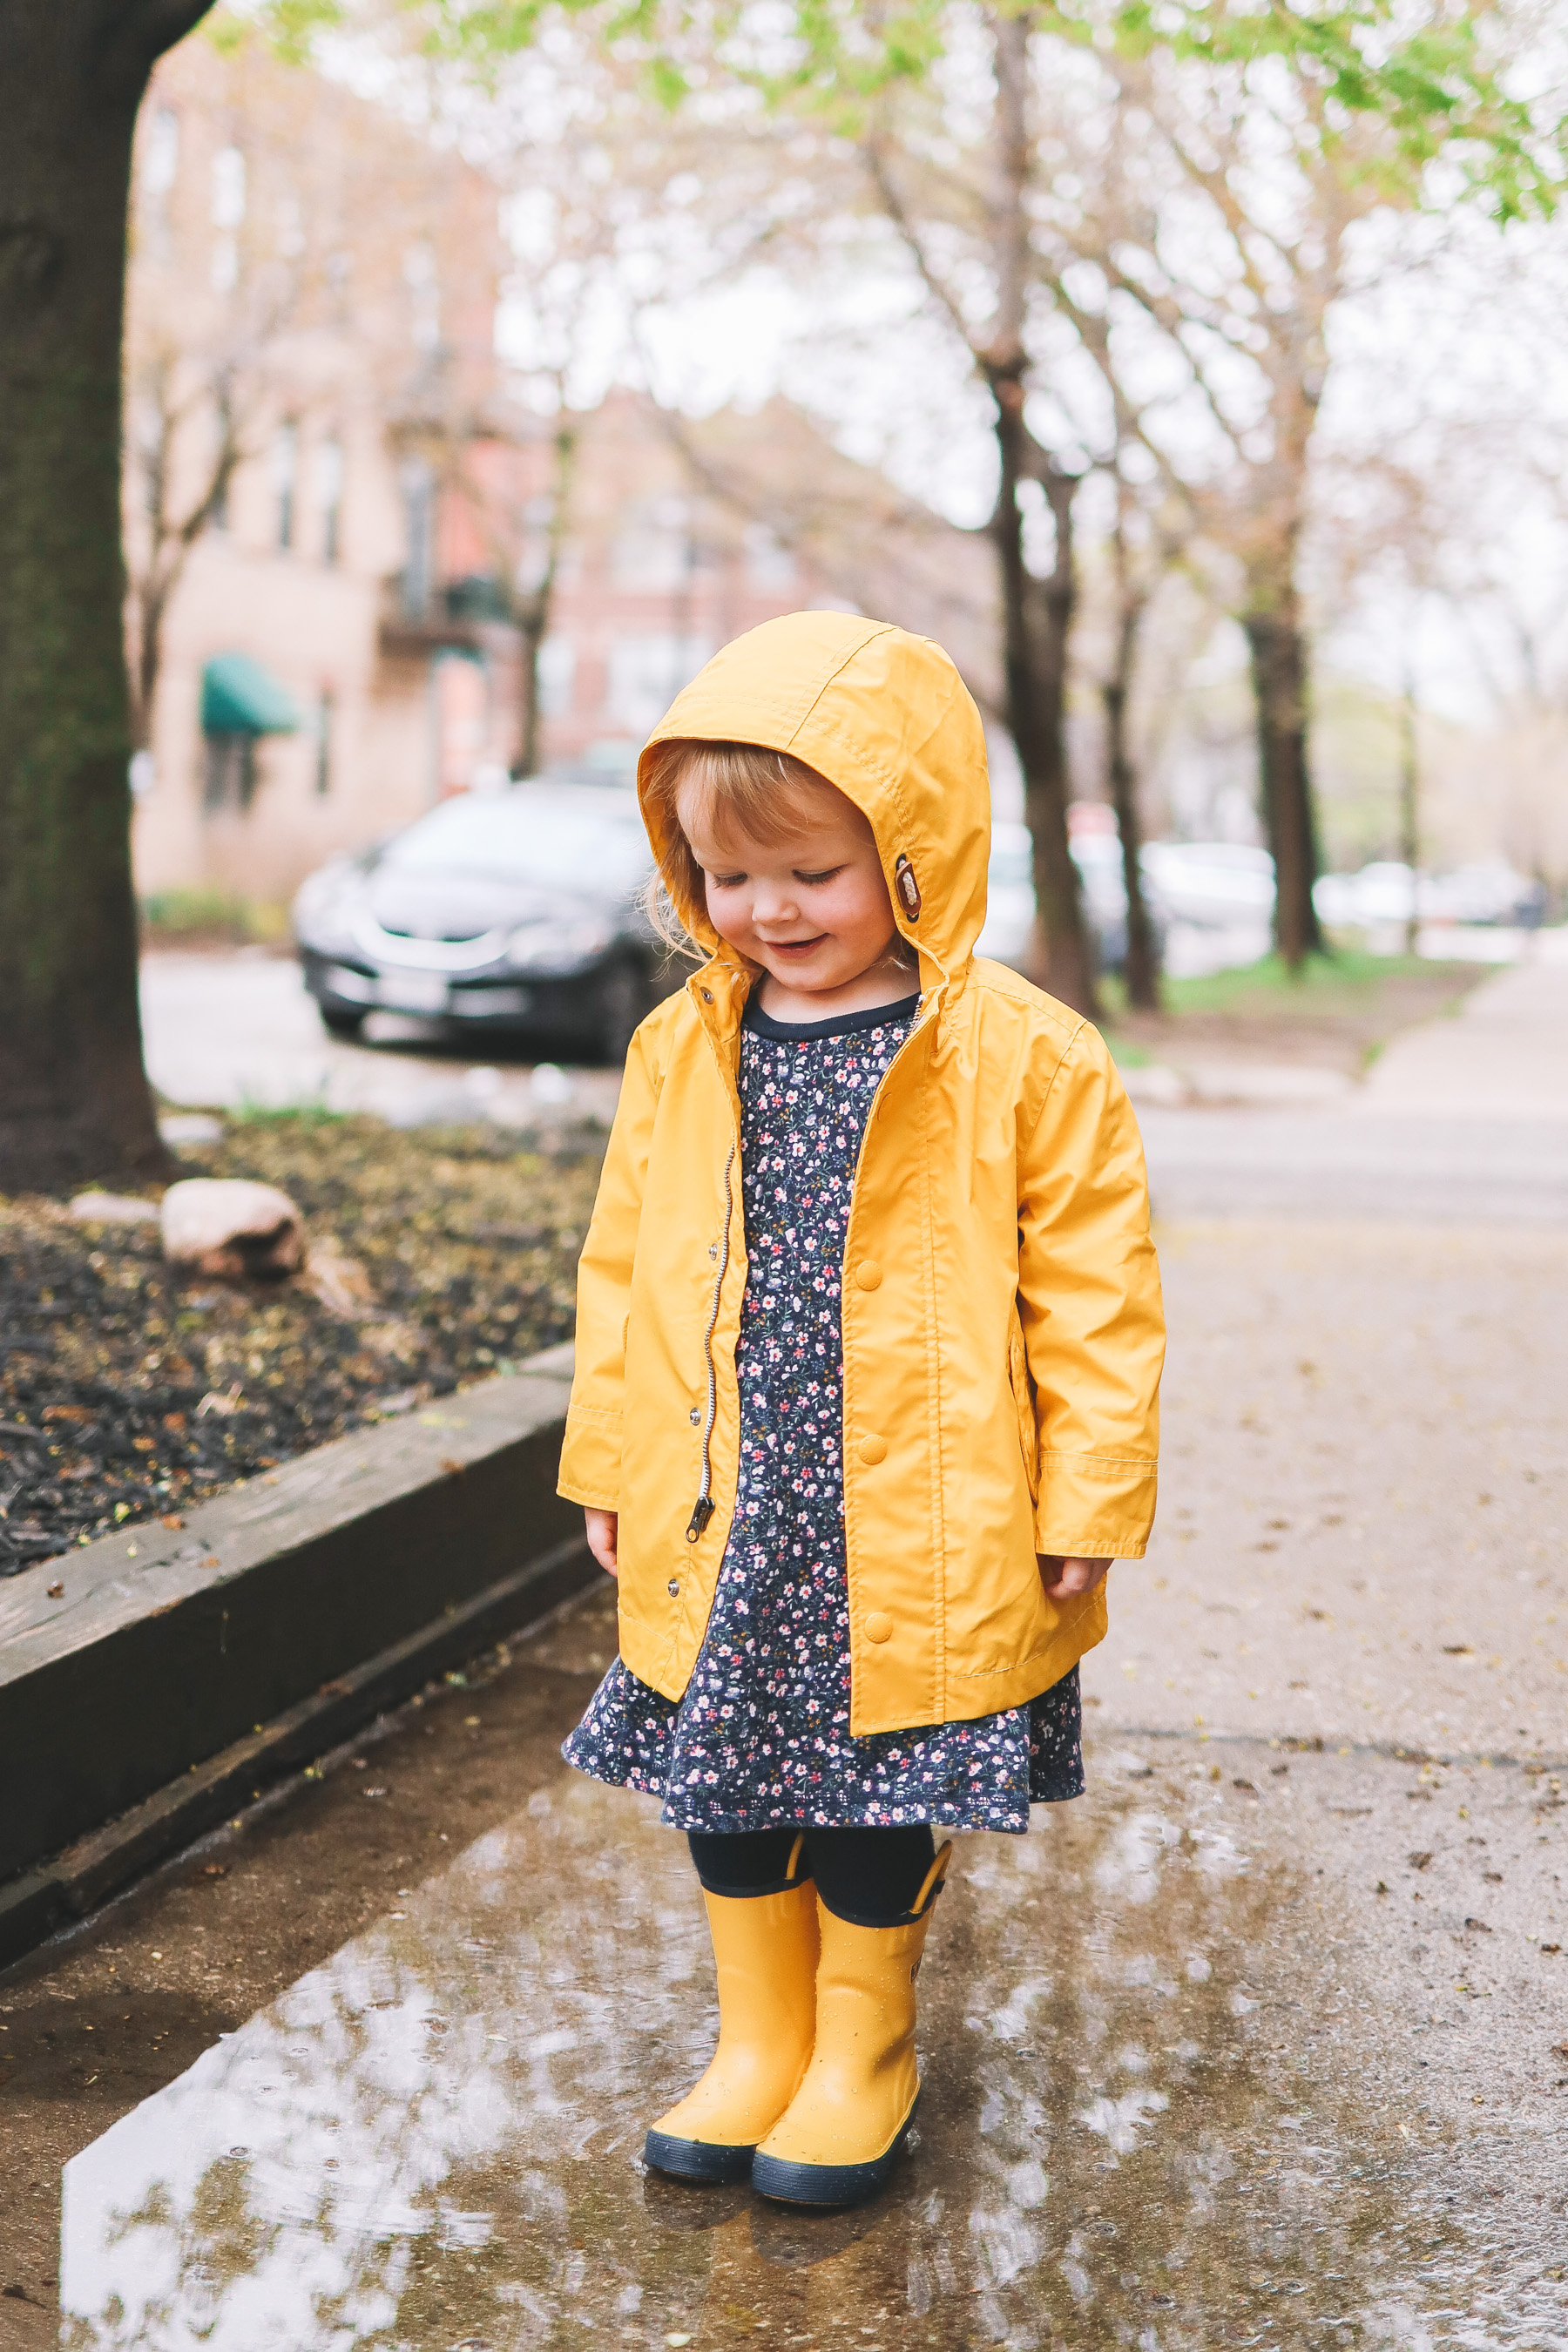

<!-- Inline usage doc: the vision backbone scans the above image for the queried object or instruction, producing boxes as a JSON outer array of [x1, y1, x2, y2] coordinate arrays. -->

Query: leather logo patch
[[895, 855, 921, 921]]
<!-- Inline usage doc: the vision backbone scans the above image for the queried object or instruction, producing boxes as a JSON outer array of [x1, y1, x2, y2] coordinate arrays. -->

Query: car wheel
[[595, 959, 647, 1064], [320, 1002, 365, 1039]]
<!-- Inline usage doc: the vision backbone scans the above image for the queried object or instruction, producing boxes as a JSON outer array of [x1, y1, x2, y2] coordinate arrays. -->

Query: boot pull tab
[[894, 855, 921, 922], [911, 1839, 953, 1919], [785, 1832, 808, 1884]]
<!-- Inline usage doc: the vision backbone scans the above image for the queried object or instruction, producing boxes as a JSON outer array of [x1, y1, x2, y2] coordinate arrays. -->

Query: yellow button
[[855, 1259, 882, 1291], [865, 1611, 893, 1644], [857, 1434, 888, 1465]]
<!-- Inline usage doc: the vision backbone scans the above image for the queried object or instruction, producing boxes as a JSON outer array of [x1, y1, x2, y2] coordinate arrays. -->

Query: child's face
[[678, 775, 902, 1001]]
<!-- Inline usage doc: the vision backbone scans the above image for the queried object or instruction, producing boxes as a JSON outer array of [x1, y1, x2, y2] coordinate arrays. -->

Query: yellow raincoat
[[558, 612, 1164, 1736]]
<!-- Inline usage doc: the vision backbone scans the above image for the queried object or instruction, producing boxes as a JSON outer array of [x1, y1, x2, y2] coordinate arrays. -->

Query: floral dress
[[562, 991, 1084, 1835]]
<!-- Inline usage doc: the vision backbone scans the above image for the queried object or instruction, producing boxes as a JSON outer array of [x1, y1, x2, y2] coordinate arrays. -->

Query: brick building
[[127, 44, 990, 906]]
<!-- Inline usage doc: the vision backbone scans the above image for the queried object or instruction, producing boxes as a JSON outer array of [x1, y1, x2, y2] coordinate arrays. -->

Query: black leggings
[[687, 1824, 937, 1927]]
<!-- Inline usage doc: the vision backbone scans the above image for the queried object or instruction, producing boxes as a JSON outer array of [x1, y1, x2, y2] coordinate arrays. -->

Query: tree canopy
[[251, 0, 1563, 222]]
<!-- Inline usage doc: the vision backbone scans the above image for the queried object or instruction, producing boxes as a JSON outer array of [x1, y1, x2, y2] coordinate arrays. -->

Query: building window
[[204, 733, 257, 813], [400, 456, 435, 618], [611, 497, 690, 593], [538, 636, 576, 720], [606, 632, 713, 732], [144, 107, 180, 198], [273, 422, 297, 551], [211, 144, 245, 294], [744, 522, 796, 591], [403, 241, 440, 352], [314, 691, 334, 794], [316, 436, 343, 564], [141, 108, 179, 259]]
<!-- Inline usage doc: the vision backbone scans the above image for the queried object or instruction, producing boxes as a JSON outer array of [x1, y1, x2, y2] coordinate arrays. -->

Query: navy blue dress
[[563, 991, 1084, 1834]]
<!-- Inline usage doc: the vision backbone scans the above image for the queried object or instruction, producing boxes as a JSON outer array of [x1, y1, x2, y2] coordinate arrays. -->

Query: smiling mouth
[[764, 935, 828, 957]]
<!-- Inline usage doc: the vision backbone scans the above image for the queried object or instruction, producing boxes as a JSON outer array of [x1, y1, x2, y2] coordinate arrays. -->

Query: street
[[3, 946, 1565, 2345]]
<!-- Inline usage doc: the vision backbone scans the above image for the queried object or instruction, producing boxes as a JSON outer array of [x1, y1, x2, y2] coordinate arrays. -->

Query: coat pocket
[[1007, 1304, 1040, 1506]]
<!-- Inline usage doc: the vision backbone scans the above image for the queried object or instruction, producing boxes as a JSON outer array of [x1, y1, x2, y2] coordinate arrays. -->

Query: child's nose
[[752, 881, 798, 925]]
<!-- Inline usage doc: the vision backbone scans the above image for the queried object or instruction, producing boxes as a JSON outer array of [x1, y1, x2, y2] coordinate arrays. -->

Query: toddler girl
[[558, 612, 1164, 2208]]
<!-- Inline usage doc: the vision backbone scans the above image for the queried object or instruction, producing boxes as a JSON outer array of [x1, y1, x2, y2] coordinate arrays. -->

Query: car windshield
[[381, 792, 651, 896]]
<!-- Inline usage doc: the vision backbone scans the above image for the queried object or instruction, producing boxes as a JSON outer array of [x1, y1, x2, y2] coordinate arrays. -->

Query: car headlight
[[507, 916, 614, 972], [293, 868, 361, 957]]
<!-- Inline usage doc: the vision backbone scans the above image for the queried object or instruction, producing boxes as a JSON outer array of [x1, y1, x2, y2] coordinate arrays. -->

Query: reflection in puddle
[[61, 1768, 1552, 2348]]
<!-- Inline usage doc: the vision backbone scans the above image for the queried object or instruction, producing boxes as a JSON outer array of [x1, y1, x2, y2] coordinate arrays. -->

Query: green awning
[[201, 652, 301, 737]]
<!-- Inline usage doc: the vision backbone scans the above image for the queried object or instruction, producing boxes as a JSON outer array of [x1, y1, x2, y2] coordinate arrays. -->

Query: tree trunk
[[1399, 672, 1420, 958], [1103, 545, 1160, 1011], [515, 613, 544, 778], [990, 388, 1098, 1017], [0, 3, 211, 1191], [1242, 569, 1323, 969]]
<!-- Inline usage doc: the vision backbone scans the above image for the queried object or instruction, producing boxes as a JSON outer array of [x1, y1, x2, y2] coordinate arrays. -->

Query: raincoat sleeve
[[1017, 1020, 1164, 1558], [556, 1022, 661, 1511]]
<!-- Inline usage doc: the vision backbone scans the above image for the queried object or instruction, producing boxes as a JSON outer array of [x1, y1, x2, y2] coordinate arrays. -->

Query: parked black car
[[293, 781, 665, 1060]]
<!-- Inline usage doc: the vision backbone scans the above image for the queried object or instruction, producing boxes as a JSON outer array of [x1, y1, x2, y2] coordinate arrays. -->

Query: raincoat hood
[[638, 612, 990, 986]]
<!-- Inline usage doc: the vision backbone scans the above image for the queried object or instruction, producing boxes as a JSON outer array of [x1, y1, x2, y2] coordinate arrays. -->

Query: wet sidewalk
[[52, 1727, 1565, 2349], [6, 995, 1567, 2344]]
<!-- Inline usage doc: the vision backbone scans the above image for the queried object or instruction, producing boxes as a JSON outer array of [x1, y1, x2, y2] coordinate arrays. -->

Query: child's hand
[[1038, 1555, 1110, 1601], [585, 1508, 619, 1578]]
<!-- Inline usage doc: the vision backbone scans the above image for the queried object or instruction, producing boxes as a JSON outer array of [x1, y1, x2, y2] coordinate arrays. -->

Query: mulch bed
[[0, 1113, 605, 1579]]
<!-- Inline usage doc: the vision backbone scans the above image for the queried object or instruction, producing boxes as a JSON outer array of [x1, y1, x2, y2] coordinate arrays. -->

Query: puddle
[[60, 1768, 1565, 2349]]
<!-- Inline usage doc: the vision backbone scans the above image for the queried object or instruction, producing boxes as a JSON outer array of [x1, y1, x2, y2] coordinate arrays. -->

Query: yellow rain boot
[[750, 1842, 951, 2207], [644, 1835, 820, 2185]]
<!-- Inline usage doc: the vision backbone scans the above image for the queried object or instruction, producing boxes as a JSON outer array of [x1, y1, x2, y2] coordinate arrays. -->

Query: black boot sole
[[644, 2128, 756, 2185], [749, 2095, 919, 2208]]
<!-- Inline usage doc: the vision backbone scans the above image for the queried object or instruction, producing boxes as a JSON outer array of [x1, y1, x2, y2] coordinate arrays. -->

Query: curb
[[0, 1343, 585, 1969]]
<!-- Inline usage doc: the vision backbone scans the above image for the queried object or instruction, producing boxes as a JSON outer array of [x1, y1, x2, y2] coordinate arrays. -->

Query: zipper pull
[[685, 1497, 716, 1543]]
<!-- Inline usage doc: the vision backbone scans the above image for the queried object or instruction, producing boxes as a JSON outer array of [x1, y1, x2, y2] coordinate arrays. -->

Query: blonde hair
[[640, 738, 845, 956]]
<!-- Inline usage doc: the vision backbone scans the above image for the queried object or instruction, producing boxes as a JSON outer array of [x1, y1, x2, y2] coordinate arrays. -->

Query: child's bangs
[[672, 741, 832, 853]]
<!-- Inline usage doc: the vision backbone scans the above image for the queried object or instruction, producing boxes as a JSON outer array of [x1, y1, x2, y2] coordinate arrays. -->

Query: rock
[[159, 1112, 224, 1146], [69, 1192, 160, 1226], [161, 1179, 305, 1281]]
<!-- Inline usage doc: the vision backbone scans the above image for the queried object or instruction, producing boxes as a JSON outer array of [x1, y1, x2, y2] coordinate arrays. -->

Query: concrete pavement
[[139, 950, 625, 1132], [1361, 930, 1568, 1121]]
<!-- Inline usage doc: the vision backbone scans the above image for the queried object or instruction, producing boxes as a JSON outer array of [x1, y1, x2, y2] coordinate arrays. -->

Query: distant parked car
[[293, 781, 663, 1060], [977, 821, 1170, 975], [1315, 858, 1546, 931], [1139, 840, 1276, 931]]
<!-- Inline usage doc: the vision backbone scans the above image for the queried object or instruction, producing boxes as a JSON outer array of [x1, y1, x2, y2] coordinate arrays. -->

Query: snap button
[[688, 1406, 701, 1425], [855, 1259, 882, 1291], [700, 988, 713, 1002], [857, 1434, 888, 1465], [865, 1611, 893, 1643], [667, 1578, 681, 1597]]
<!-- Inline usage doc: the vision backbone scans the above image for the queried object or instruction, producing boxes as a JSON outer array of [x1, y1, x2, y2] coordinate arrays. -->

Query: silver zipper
[[686, 1142, 735, 1541]]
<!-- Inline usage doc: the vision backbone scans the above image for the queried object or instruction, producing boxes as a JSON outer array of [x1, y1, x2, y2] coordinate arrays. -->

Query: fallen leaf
[[47, 1581, 64, 1598], [1409, 1851, 1434, 1870], [160, 1513, 185, 1530], [1463, 1916, 1493, 1932]]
